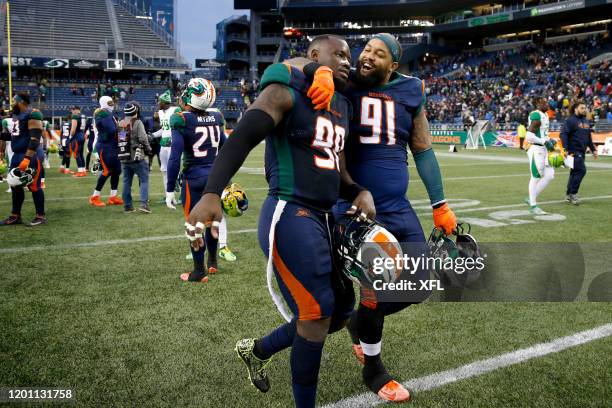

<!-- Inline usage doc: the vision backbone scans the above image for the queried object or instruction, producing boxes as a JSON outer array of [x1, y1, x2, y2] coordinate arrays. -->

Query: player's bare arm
[[339, 151, 376, 220], [186, 84, 293, 249]]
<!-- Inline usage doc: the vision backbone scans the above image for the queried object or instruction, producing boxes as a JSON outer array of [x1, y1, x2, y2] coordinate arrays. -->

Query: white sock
[[60, 165, 65, 170], [219, 216, 228, 248], [528, 178, 539, 206], [535, 167, 554, 196], [110, 189, 117, 197], [162, 171, 168, 193], [78, 167, 85, 172], [360, 341, 382, 356], [92, 190, 101, 197]]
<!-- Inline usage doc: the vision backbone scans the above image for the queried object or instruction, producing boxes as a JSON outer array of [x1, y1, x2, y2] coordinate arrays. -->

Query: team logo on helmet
[[0, 159, 8, 175], [181, 78, 216, 111], [334, 217, 403, 288], [7, 167, 36, 188], [221, 183, 249, 217]]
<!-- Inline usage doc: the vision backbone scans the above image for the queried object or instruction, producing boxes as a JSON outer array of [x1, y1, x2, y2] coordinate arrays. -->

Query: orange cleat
[[41, 181, 46, 189], [377, 380, 410, 403], [106, 196, 124, 206], [73, 171, 87, 177], [352, 344, 365, 365], [89, 195, 106, 207], [208, 266, 218, 275], [58, 168, 65, 173], [180, 272, 208, 283]]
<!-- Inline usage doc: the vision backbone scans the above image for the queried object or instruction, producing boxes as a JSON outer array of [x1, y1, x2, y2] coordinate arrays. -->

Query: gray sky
[[177, 0, 245, 66]]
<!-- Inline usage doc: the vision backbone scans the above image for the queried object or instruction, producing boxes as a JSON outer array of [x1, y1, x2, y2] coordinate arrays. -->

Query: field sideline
[[1, 145, 611, 407]]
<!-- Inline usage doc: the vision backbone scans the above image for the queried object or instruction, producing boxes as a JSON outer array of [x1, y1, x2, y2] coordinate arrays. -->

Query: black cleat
[[26, 216, 48, 227], [235, 338, 271, 393], [0, 215, 23, 226]]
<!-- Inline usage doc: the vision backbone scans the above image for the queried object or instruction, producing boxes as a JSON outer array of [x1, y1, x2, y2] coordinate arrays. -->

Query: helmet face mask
[[7, 167, 36, 188], [334, 217, 403, 287], [221, 183, 248, 217], [181, 78, 216, 111]]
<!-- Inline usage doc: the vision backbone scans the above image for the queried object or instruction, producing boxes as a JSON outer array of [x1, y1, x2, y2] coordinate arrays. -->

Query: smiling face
[[309, 36, 351, 89], [354, 38, 399, 88]]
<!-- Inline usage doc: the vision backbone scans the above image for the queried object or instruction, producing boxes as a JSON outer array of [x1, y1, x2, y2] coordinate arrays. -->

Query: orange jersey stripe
[[183, 180, 191, 219], [272, 242, 322, 320]]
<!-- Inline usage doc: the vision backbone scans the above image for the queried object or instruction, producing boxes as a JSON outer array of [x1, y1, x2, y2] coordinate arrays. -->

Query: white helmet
[[181, 78, 216, 111]]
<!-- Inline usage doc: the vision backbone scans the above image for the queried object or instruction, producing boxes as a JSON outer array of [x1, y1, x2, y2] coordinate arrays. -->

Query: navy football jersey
[[166, 109, 227, 192], [340, 71, 425, 212], [71, 113, 87, 136], [11, 108, 44, 154], [94, 109, 118, 148], [261, 64, 352, 212]]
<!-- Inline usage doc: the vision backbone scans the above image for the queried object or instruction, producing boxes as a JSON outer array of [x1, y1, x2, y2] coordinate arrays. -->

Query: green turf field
[[1, 146, 611, 407]]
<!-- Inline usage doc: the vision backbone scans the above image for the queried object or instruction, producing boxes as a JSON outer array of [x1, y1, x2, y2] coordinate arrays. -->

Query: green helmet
[[548, 151, 564, 168], [159, 90, 172, 104], [221, 183, 248, 217], [0, 159, 7, 175]]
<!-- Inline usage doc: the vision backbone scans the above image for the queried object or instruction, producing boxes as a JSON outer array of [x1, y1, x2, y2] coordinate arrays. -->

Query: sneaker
[[139, 203, 151, 214], [530, 206, 547, 215], [568, 194, 580, 205], [377, 380, 410, 403], [219, 246, 237, 262], [565, 195, 571, 203], [179, 271, 209, 283], [0, 215, 22, 226], [89, 195, 106, 207], [235, 338, 271, 393], [124, 206, 136, 213], [208, 266, 218, 275], [106, 196, 124, 206], [26, 216, 48, 227]]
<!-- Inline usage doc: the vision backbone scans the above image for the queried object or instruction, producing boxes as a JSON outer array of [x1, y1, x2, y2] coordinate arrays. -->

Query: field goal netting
[[465, 120, 491, 150]]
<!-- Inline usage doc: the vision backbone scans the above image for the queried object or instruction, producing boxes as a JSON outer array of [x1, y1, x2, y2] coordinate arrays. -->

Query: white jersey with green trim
[[2, 117, 19, 137], [157, 106, 180, 145], [527, 110, 549, 143]]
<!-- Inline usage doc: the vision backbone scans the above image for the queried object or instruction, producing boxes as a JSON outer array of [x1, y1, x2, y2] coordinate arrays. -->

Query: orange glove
[[18, 157, 30, 171], [433, 202, 457, 235], [306, 66, 335, 111]]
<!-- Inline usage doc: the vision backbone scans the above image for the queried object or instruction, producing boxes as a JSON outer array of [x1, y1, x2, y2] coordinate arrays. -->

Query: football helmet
[[0, 159, 7, 175], [7, 167, 36, 188], [91, 158, 102, 175], [427, 223, 482, 288], [334, 216, 403, 287], [181, 78, 216, 111], [48, 143, 59, 154], [221, 183, 248, 217], [548, 151, 564, 168]]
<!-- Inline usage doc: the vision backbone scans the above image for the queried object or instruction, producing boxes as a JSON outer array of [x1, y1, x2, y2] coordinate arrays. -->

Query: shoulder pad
[[388, 75, 425, 112], [71, 114, 80, 120], [170, 112, 186, 128], [260, 63, 309, 94], [29, 109, 43, 121]]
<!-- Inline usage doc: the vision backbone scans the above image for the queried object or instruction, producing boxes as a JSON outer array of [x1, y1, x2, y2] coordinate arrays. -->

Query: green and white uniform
[[2, 117, 18, 164], [526, 110, 551, 179], [154, 106, 181, 172]]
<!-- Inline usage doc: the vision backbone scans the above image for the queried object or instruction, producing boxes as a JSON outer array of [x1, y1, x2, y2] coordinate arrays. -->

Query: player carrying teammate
[[88, 96, 123, 207], [526, 97, 556, 215], [0, 93, 47, 226], [166, 78, 225, 282], [186, 35, 375, 408]]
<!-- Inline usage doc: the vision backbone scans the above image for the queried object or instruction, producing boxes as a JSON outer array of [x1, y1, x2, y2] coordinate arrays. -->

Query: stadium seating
[[113, 3, 175, 53], [3, 0, 113, 54]]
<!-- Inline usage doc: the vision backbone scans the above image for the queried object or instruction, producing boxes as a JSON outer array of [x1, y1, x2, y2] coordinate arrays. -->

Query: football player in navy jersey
[[166, 78, 226, 282], [0, 93, 47, 226], [186, 36, 375, 408], [287, 33, 458, 402], [69, 106, 87, 177]]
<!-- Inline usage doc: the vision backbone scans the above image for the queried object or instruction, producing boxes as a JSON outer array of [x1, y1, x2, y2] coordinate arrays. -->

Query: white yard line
[[322, 323, 612, 408], [435, 152, 612, 169], [0, 229, 258, 254]]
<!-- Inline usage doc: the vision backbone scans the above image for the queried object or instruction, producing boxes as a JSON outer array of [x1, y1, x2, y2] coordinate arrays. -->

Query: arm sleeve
[[588, 129, 596, 153], [560, 119, 571, 150], [413, 148, 446, 207], [204, 109, 276, 195], [166, 114, 185, 193], [166, 128, 184, 193]]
